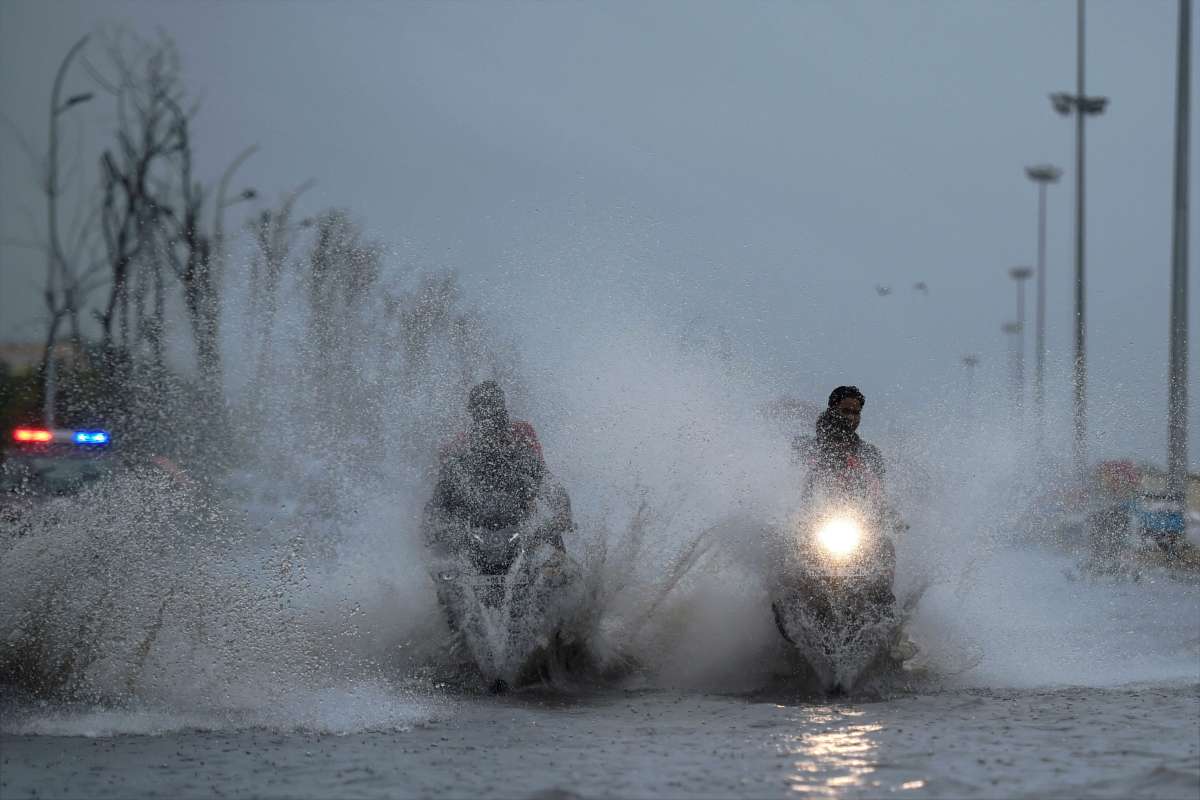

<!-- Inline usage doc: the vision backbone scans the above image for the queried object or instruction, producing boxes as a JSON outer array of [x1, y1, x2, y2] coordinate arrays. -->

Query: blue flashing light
[[73, 430, 110, 445]]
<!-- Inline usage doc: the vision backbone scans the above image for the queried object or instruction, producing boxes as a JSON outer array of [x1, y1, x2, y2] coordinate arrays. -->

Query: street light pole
[[1003, 322, 1022, 414], [1074, 0, 1088, 482], [1025, 165, 1062, 448], [962, 354, 980, 390], [1009, 267, 1034, 415], [962, 354, 980, 420], [43, 35, 92, 429], [1168, 0, 1191, 505], [213, 144, 259, 292], [960, 352, 979, 422], [1051, 0, 1108, 482]]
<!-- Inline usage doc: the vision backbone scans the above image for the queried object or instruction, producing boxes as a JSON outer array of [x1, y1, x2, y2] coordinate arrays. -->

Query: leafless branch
[[0, 237, 51, 255], [0, 111, 40, 169], [80, 52, 119, 95]]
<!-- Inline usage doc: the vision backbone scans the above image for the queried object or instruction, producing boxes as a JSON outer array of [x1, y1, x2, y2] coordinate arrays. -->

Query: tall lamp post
[[43, 36, 93, 429], [1051, 0, 1108, 481], [1025, 164, 1062, 448], [1002, 322, 1022, 414], [1168, 0, 1191, 507], [962, 354, 980, 391], [962, 354, 980, 421], [1009, 266, 1034, 415], [213, 144, 259, 291]]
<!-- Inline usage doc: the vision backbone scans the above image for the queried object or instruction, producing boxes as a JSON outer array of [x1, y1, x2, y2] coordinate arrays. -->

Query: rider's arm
[[510, 421, 547, 506], [856, 442, 905, 533], [861, 442, 886, 481], [429, 458, 464, 519], [791, 435, 815, 466]]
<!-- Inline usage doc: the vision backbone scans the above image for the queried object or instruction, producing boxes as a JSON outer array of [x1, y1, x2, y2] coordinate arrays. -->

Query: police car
[[1, 427, 116, 506]]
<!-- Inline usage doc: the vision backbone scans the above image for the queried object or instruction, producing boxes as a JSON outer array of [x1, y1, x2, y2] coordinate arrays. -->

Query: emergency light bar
[[12, 428, 111, 446]]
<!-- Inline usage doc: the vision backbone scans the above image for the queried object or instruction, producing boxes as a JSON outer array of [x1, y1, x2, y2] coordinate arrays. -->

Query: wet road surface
[[3, 682, 1197, 799]]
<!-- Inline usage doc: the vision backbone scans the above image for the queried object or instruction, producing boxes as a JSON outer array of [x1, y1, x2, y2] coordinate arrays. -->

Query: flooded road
[[4, 468, 1199, 799], [3, 682, 1197, 799]]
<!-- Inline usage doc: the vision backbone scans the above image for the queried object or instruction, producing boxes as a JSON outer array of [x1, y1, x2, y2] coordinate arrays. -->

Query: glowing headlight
[[815, 516, 863, 559]]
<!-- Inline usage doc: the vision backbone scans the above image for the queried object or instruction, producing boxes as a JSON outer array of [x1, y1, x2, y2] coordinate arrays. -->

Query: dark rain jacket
[[793, 409, 888, 517], [430, 420, 546, 530]]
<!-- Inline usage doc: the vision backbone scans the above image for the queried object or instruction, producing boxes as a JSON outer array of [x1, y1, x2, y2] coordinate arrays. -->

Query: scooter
[[770, 501, 904, 693], [427, 493, 586, 692]]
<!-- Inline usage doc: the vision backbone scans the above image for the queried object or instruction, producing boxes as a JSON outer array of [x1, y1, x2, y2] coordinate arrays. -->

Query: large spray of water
[[2, 235, 1196, 735]]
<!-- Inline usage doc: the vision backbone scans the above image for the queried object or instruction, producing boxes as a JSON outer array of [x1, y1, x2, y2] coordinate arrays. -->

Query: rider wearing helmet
[[427, 381, 570, 549]]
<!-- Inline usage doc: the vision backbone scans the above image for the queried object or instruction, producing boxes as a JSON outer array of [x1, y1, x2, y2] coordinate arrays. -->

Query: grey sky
[[0, 0, 1195, 466]]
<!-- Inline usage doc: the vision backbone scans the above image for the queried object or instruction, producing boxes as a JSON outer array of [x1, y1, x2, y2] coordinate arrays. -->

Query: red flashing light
[[13, 428, 53, 443]]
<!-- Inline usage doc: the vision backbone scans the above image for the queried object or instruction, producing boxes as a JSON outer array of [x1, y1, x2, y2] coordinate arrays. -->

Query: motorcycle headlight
[[814, 516, 863, 559]]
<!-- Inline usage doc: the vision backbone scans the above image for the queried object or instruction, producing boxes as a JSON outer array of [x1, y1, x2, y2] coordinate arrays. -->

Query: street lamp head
[[220, 188, 259, 209], [1050, 92, 1075, 115], [1081, 96, 1109, 115], [1009, 266, 1034, 281], [56, 92, 94, 114], [1025, 164, 1062, 183]]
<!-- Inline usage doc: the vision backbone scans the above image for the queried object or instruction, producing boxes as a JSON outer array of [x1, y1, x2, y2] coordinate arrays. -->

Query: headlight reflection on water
[[782, 712, 927, 796], [784, 714, 881, 796]]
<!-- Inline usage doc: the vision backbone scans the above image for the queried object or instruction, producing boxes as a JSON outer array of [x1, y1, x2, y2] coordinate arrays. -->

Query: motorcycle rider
[[425, 382, 586, 688], [794, 385, 901, 606], [426, 380, 571, 551]]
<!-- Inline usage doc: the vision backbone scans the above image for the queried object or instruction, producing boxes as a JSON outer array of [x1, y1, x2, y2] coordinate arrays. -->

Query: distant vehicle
[[1119, 493, 1187, 552], [1086, 461, 1188, 559], [1, 427, 117, 514]]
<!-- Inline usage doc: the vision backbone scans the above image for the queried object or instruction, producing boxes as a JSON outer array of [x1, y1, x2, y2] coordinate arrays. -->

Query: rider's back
[[433, 420, 546, 530]]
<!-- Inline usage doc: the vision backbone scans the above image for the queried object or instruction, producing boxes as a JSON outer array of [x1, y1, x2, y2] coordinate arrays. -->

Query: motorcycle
[[769, 491, 906, 693], [425, 482, 587, 693]]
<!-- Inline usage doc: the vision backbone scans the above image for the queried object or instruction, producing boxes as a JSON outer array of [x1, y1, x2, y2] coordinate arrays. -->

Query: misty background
[[1, 0, 1195, 466]]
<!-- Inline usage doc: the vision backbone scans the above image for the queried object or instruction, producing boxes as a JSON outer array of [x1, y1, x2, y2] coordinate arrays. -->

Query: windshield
[[1, 454, 117, 496]]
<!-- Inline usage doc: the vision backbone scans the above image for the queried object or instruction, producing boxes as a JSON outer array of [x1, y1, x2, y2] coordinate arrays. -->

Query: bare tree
[[155, 97, 220, 389], [303, 209, 381, 417], [245, 181, 313, 407], [94, 33, 187, 359], [92, 32, 257, 402]]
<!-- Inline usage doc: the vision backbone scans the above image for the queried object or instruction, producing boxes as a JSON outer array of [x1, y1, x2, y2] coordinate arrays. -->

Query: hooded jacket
[[793, 409, 886, 502]]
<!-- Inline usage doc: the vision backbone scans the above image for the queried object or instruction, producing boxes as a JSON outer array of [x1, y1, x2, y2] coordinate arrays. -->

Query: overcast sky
[[0, 0, 1196, 466]]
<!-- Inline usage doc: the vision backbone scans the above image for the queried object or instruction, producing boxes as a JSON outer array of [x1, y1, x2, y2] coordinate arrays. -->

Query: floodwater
[[3, 439, 1199, 799], [3, 540, 1199, 799], [2, 682, 1197, 799]]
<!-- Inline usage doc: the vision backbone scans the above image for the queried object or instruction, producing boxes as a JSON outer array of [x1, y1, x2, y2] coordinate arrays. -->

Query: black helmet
[[467, 380, 507, 424]]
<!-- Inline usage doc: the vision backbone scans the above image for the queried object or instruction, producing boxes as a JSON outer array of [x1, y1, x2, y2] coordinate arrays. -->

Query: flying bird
[[875, 285, 893, 297], [913, 281, 928, 295]]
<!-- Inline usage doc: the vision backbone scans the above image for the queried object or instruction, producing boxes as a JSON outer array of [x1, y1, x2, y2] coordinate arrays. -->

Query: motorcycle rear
[[429, 522, 587, 692]]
